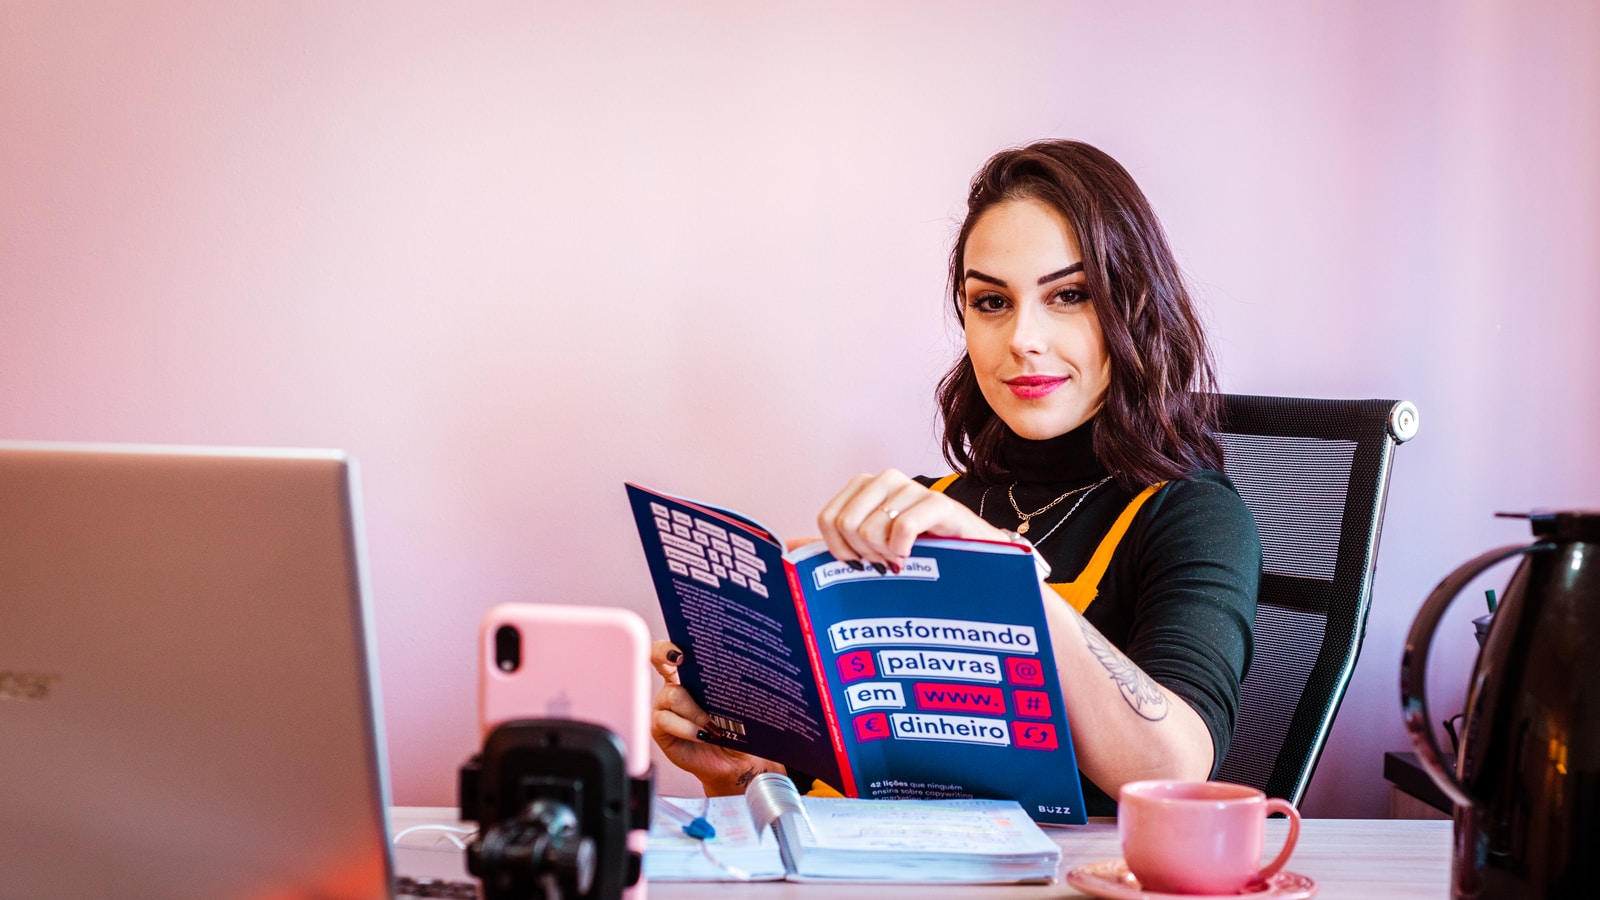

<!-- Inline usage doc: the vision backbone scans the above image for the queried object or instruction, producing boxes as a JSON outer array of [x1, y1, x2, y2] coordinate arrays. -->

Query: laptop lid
[[0, 443, 393, 899]]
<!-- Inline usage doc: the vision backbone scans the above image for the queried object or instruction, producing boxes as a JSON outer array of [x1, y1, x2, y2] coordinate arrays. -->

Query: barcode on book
[[708, 715, 747, 737]]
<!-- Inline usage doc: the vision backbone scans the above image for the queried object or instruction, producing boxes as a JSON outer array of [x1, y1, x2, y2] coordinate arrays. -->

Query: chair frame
[[1212, 394, 1418, 805]]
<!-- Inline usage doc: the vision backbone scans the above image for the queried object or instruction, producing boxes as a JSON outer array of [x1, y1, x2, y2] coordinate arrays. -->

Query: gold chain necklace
[[1006, 476, 1113, 535]]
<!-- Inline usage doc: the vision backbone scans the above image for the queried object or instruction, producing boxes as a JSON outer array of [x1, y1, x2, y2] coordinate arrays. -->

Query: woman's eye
[[968, 292, 1008, 313], [1052, 287, 1089, 306]]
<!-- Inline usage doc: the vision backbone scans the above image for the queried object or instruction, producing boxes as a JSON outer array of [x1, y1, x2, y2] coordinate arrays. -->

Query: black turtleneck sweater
[[917, 418, 1261, 817]]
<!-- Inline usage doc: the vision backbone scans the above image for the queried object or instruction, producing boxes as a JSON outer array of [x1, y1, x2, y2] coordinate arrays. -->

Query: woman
[[651, 140, 1261, 816]]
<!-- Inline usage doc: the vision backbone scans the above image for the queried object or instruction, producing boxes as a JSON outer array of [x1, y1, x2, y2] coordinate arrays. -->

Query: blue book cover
[[626, 483, 1088, 825]]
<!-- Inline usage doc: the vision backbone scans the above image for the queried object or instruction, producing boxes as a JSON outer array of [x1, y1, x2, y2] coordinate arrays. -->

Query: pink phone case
[[477, 602, 652, 780]]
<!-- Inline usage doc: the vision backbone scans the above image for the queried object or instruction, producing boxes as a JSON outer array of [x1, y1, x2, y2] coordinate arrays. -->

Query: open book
[[626, 483, 1088, 825], [644, 773, 1061, 882]]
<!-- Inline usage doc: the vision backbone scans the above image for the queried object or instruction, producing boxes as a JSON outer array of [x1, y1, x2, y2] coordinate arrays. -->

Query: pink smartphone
[[477, 602, 653, 780]]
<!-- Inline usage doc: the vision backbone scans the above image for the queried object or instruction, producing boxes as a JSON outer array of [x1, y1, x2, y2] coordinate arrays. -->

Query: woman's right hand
[[651, 640, 783, 795], [818, 469, 1008, 570]]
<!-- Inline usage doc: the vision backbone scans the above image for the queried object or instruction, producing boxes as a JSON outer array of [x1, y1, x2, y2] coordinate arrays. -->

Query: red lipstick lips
[[1005, 375, 1067, 399]]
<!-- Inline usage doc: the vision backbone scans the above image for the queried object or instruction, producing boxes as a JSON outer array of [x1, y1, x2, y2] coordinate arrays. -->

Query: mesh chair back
[[1212, 394, 1417, 805]]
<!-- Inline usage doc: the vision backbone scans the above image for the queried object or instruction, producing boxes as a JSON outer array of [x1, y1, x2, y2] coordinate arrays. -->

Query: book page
[[643, 796, 786, 881], [797, 797, 1059, 855], [782, 796, 1062, 883]]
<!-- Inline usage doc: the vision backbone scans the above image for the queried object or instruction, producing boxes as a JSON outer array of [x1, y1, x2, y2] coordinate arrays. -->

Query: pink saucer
[[1066, 859, 1317, 900]]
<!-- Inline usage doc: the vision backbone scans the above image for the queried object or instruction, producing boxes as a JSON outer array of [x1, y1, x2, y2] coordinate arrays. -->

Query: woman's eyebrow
[[965, 262, 1084, 288], [1038, 263, 1084, 285], [964, 269, 1006, 287]]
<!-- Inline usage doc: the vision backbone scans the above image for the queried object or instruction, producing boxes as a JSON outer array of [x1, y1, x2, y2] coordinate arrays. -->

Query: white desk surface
[[391, 806, 1453, 899]]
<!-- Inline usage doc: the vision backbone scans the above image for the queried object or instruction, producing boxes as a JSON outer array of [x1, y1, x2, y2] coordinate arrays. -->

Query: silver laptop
[[0, 442, 393, 899]]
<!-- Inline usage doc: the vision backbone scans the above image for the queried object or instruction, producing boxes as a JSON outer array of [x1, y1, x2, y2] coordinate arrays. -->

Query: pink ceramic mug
[[1118, 780, 1300, 895]]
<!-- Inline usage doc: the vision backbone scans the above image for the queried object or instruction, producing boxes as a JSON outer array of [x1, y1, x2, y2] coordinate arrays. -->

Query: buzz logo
[[0, 671, 61, 701]]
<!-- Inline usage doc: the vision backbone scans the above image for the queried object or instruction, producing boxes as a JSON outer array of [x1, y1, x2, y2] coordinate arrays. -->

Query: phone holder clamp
[[459, 719, 652, 900]]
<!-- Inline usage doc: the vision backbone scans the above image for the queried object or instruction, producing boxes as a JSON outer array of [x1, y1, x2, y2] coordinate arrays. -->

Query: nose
[[1008, 300, 1047, 356]]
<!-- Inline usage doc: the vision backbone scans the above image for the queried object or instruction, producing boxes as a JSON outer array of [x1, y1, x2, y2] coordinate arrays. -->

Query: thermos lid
[[1498, 510, 1600, 543]]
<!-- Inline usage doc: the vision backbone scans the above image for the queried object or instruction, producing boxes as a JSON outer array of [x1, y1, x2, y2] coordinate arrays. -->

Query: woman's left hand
[[817, 469, 1009, 571]]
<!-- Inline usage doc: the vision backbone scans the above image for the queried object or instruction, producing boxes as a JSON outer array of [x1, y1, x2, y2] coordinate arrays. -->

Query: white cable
[[391, 824, 479, 850], [698, 839, 754, 880]]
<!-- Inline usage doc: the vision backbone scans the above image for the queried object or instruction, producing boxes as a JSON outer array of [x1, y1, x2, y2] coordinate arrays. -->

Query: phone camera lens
[[494, 625, 521, 673]]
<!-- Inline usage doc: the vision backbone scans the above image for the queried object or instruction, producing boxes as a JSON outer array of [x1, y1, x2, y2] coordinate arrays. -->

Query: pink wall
[[3, 1, 1597, 816]]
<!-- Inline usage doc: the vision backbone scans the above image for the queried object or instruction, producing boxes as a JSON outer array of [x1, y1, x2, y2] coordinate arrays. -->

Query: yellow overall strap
[[1049, 481, 1167, 614], [928, 473, 960, 494], [806, 780, 845, 798]]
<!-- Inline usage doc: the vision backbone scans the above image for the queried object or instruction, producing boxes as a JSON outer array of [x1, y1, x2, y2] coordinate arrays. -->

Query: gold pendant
[[1016, 520, 1030, 535]]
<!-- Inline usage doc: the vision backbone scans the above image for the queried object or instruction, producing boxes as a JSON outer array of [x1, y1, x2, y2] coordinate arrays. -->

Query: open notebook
[[644, 773, 1061, 883], [0, 442, 393, 899]]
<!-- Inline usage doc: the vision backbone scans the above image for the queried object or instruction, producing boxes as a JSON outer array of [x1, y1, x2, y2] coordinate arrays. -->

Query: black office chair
[[1211, 394, 1419, 806]]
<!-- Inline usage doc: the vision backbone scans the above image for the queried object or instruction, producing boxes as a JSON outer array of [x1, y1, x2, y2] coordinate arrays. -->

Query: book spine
[[785, 558, 856, 797]]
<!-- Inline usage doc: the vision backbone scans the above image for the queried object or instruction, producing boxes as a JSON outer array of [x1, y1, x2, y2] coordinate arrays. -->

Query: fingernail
[[888, 561, 901, 575], [666, 649, 682, 664], [696, 730, 710, 741], [872, 563, 887, 575], [846, 560, 865, 571]]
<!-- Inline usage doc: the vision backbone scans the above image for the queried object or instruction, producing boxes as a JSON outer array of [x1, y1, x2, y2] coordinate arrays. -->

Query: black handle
[[1400, 542, 1549, 809]]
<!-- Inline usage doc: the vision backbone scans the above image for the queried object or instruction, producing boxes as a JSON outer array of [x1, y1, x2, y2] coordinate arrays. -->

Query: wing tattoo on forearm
[[1079, 619, 1169, 721]]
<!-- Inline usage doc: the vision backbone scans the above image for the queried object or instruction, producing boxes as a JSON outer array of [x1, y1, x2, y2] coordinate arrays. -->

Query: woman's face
[[961, 197, 1111, 441]]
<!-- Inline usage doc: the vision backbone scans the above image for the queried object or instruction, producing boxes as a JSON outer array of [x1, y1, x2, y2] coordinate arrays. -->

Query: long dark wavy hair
[[937, 140, 1223, 488]]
